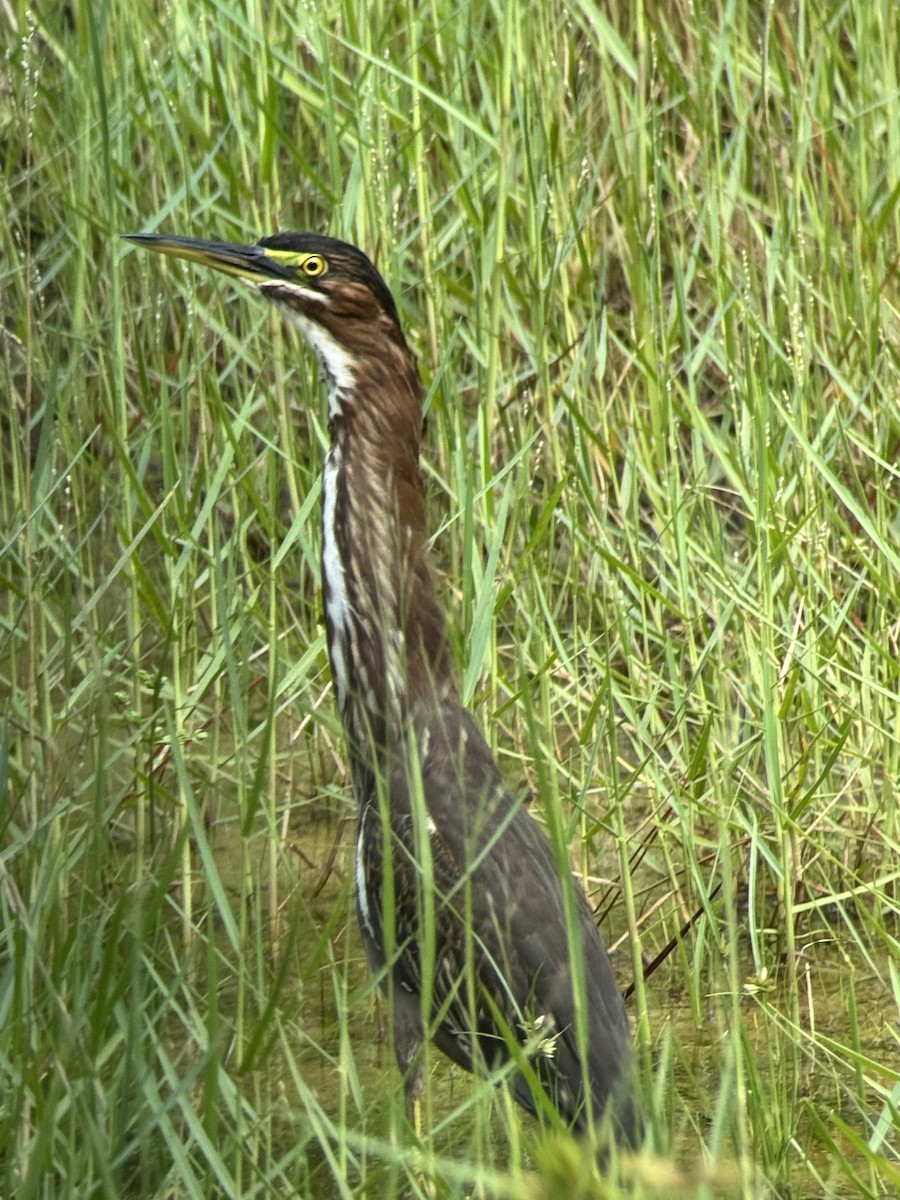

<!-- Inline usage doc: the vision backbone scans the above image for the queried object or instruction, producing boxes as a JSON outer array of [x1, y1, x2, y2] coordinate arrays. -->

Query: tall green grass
[[2, 1, 899, 1196]]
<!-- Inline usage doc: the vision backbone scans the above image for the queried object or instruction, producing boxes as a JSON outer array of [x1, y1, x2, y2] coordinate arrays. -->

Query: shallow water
[[187, 808, 896, 1198]]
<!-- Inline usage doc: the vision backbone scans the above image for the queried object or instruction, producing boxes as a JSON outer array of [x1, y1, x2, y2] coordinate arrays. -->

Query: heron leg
[[392, 986, 426, 1125]]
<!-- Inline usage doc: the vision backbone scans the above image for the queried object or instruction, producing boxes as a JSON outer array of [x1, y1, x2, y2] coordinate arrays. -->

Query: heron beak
[[124, 233, 294, 285]]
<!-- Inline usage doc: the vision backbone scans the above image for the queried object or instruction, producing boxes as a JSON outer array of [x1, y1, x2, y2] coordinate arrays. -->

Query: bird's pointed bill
[[124, 233, 294, 285]]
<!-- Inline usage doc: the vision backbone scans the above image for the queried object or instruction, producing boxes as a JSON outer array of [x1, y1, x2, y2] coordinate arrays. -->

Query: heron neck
[[320, 388, 457, 766]]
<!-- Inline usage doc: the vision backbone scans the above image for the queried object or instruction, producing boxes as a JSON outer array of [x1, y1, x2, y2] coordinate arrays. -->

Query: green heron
[[127, 230, 639, 1146]]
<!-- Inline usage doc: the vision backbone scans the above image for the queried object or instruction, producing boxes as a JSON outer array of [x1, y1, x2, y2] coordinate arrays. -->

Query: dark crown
[[259, 232, 402, 328]]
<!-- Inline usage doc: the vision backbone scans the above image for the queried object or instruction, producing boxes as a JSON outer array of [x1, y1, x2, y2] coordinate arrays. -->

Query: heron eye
[[302, 255, 327, 277]]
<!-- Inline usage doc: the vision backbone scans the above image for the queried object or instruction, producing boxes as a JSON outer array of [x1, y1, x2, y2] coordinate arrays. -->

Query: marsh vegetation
[[2, 1, 899, 1196]]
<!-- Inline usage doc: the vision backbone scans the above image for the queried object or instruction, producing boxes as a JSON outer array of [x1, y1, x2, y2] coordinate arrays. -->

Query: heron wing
[[363, 701, 634, 1133]]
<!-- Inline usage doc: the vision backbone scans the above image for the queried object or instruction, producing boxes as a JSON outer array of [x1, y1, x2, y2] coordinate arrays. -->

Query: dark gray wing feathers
[[360, 700, 635, 1137]]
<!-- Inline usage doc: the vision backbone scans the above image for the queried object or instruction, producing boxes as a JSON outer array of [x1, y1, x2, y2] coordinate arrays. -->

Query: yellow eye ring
[[302, 254, 327, 277]]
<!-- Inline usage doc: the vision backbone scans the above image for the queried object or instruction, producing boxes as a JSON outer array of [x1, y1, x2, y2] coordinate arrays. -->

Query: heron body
[[127, 230, 638, 1144]]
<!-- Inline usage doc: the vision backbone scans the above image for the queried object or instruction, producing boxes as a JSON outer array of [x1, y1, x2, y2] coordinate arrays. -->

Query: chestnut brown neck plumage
[[313, 301, 457, 770]]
